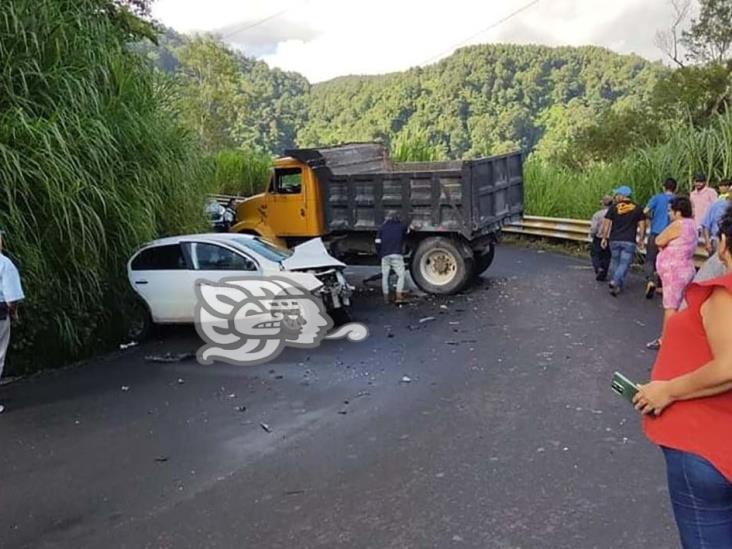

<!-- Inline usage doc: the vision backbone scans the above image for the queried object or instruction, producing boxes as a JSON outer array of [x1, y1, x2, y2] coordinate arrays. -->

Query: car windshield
[[234, 237, 292, 262]]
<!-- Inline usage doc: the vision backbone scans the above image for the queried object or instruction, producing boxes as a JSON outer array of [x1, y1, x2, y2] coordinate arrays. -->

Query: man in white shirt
[[0, 230, 25, 414]]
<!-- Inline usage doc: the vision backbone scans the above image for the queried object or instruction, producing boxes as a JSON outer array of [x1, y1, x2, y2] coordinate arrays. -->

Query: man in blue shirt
[[701, 180, 732, 254], [375, 213, 411, 304], [643, 178, 677, 299], [0, 230, 25, 414]]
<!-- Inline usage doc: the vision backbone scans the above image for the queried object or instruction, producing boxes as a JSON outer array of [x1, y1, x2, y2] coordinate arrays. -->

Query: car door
[[189, 241, 260, 290], [129, 243, 196, 322]]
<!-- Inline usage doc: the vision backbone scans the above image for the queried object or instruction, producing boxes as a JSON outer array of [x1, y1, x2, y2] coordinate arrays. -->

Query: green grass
[[212, 149, 271, 196], [525, 112, 732, 219], [0, 0, 212, 373]]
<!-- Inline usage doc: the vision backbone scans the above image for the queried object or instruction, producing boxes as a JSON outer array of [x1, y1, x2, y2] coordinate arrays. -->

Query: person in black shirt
[[601, 185, 646, 296], [375, 213, 410, 304]]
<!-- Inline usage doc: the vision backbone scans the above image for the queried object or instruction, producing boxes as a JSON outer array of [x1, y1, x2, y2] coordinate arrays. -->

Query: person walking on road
[[600, 186, 646, 296], [633, 205, 732, 549], [643, 178, 677, 299], [690, 173, 718, 232], [701, 180, 731, 255], [376, 213, 410, 304], [646, 197, 697, 351], [589, 196, 613, 281], [0, 230, 25, 414]]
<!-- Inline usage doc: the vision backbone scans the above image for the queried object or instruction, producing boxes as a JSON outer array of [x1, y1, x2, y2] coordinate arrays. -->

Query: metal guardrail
[[503, 215, 592, 243], [504, 215, 711, 266], [210, 193, 244, 206]]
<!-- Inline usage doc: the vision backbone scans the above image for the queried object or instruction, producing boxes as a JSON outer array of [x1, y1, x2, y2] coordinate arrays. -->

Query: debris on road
[[419, 316, 436, 323], [338, 410, 348, 415], [119, 341, 137, 350], [177, 378, 185, 385], [400, 375, 412, 383], [260, 423, 272, 433], [121, 385, 130, 392], [154, 456, 169, 462], [235, 405, 247, 412], [284, 490, 305, 496], [145, 352, 195, 363]]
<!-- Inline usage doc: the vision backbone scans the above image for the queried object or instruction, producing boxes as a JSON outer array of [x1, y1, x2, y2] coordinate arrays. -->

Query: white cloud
[[152, 0, 677, 82]]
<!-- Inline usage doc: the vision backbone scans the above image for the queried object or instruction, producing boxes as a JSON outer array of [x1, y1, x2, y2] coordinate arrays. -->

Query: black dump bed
[[285, 143, 524, 239]]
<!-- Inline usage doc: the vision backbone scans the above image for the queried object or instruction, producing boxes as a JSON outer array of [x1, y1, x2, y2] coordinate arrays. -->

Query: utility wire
[[420, 0, 542, 66], [219, 1, 308, 41]]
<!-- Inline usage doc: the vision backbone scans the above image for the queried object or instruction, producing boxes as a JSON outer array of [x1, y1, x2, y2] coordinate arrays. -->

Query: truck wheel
[[410, 237, 473, 295], [474, 243, 496, 276]]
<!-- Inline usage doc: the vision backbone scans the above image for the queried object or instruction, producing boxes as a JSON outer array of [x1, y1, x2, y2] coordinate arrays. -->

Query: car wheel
[[127, 298, 155, 342], [328, 307, 352, 326]]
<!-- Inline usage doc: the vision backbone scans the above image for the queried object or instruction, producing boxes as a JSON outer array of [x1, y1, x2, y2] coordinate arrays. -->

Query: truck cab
[[231, 157, 326, 247]]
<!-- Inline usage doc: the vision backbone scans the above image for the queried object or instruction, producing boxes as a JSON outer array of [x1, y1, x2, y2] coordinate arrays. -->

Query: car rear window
[[131, 244, 186, 270]]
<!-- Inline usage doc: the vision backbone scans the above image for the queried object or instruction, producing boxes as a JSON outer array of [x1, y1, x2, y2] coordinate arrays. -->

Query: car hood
[[281, 238, 345, 271]]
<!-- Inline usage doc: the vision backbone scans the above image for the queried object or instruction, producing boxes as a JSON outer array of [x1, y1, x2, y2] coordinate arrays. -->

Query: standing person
[[589, 196, 613, 281], [690, 173, 718, 231], [223, 198, 237, 231], [643, 178, 677, 298], [375, 213, 410, 304], [701, 180, 732, 255], [0, 230, 25, 414], [600, 186, 646, 296], [632, 206, 732, 548], [646, 197, 697, 350]]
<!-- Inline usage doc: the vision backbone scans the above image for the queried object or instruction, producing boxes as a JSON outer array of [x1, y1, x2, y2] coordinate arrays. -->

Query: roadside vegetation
[[0, 0, 212, 372]]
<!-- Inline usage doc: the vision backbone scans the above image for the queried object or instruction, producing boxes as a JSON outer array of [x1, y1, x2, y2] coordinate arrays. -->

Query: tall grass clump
[[391, 131, 441, 162], [525, 111, 732, 219], [212, 149, 272, 196], [0, 0, 213, 373]]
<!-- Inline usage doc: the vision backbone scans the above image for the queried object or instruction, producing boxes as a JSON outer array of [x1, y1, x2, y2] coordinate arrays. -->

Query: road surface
[[0, 246, 678, 548]]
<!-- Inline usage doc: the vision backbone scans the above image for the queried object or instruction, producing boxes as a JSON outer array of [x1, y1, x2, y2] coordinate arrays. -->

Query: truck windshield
[[235, 237, 292, 262]]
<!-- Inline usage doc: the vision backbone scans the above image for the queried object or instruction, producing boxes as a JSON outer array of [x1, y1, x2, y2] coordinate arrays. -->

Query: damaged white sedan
[[126, 234, 353, 338]]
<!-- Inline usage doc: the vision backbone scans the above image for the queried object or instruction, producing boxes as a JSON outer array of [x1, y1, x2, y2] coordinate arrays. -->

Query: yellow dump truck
[[231, 143, 524, 295]]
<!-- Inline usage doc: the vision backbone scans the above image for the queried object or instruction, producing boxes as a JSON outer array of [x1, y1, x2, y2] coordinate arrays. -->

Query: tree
[[176, 38, 247, 153], [652, 63, 732, 124], [682, 0, 732, 63], [655, 0, 692, 67]]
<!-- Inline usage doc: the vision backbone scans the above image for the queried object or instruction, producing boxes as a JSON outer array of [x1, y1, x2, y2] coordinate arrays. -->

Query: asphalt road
[[0, 246, 679, 549]]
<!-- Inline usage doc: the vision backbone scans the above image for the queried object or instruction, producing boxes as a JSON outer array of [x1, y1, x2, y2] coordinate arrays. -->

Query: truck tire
[[410, 237, 473, 295], [474, 243, 496, 276]]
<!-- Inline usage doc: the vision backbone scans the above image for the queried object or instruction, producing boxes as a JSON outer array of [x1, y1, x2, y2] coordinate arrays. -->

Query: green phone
[[611, 371, 639, 404]]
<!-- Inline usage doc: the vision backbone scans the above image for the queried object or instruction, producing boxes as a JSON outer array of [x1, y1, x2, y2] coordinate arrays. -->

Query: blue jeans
[[609, 241, 636, 288], [381, 254, 406, 295], [663, 447, 732, 548]]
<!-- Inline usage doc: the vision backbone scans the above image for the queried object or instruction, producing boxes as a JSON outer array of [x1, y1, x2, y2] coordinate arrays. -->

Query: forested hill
[[140, 32, 668, 159], [300, 44, 667, 158]]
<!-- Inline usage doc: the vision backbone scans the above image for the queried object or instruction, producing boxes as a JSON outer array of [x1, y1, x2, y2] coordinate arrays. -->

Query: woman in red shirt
[[634, 204, 732, 548]]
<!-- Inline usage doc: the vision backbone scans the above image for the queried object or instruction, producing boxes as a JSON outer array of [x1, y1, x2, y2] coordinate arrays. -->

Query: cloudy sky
[[152, 0, 689, 82]]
